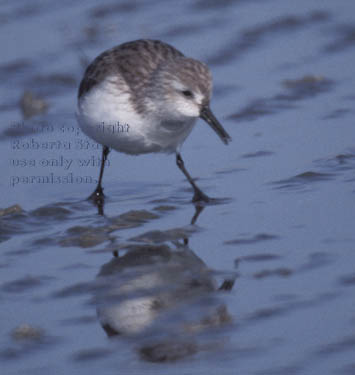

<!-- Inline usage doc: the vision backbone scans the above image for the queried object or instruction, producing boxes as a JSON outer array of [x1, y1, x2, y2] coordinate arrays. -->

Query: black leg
[[89, 145, 110, 205], [176, 153, 210, 203], [190, 204, 205, 225], [184, 204, 205, 245]]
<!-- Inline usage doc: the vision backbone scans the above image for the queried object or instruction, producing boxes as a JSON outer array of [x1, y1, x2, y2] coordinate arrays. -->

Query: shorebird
[[77, 39, 231, 205]]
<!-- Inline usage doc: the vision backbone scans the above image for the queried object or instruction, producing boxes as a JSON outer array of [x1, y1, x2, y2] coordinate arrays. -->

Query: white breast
[[77, 76, 196, 155]]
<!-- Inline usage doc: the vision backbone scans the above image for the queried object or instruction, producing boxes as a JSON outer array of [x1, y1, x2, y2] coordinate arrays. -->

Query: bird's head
[[148, 57, 231, 144]]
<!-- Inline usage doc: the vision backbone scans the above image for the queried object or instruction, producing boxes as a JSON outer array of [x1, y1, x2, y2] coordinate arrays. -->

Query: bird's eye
[[181, 90, 193, 98]]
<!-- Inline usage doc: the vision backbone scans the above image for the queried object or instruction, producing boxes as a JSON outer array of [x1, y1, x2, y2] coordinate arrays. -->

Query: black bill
[[200, 106, 231, 145]]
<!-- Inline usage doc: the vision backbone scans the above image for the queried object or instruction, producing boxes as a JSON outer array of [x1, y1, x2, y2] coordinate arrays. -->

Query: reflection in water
[[93, 205, 236, 362]]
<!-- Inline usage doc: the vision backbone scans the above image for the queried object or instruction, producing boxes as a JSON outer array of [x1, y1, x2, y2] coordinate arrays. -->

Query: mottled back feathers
[[78, 39, 185, 99]]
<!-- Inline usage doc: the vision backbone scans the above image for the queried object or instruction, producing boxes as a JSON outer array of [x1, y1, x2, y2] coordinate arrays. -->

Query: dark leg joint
[[88, 185, 104, 202], [88, 146, 110, 209], [176, 153, 210, 203], [192, 189, 210, 203]]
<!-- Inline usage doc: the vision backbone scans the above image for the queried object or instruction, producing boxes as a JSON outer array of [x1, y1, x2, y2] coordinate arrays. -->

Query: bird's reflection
[[93, 204, 236, 362]]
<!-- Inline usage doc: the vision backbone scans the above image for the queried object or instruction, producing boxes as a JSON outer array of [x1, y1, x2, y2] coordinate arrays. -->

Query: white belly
[[77, 76, 196, 155]]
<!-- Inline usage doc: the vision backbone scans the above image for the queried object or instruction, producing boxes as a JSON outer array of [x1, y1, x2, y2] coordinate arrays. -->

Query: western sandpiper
[[77, 39, 231, 205]]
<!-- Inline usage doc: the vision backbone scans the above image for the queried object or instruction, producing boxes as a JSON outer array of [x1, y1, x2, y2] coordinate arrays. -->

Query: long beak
[[200, 106, 231, 145]]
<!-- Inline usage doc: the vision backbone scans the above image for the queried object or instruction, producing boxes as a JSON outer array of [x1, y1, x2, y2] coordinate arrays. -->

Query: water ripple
[[229, 75, 334, 121], [225, 233, 279, 245]]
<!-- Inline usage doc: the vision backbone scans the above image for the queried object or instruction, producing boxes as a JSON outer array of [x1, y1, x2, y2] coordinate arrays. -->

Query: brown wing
[[78, 39, 184, 99]]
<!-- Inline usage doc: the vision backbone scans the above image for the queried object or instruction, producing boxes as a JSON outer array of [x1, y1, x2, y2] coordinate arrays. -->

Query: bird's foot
[[88, 186, 105, 205], [219, 279, 235, 291], [192, 189, 210, 203], [88, 187, 105, 215]]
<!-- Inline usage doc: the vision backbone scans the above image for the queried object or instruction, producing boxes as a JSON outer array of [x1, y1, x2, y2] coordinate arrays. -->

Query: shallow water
[[1, 0, 355, 374]]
